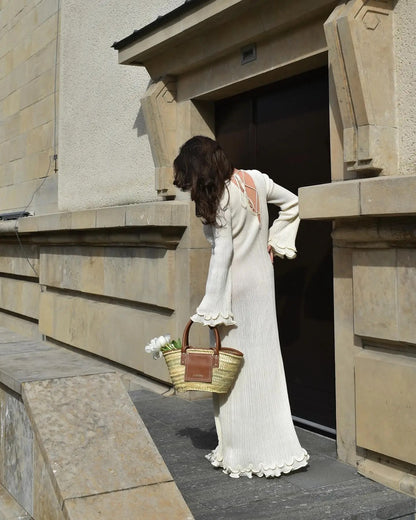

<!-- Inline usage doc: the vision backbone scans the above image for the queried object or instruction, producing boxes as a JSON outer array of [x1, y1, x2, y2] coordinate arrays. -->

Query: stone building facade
[[0, 0, 190, 384], [1, 0, 416, 499]]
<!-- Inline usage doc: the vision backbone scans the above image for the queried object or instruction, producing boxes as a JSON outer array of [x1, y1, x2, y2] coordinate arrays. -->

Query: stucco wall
[[58, 0, 183, 212], [394, 0, 416, 176]]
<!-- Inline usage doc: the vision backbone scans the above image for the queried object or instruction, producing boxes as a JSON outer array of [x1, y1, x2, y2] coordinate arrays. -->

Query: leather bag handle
[[181, 320, 221, 366], [181, 319, 221, 355]]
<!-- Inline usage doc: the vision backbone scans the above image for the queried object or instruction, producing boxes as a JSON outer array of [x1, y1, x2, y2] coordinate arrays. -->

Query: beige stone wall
[[0, 237, 40, 339], [0, 0, 186, 217], [0, 202, 211, 383], [327, 222, 416, 496], [300, 0, 416, 497], [0, 0, 59, 215], [0, 0, 207, 381]]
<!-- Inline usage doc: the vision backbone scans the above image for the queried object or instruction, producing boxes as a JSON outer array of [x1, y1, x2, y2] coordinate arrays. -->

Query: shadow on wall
[[133, 106, 147, 137], [133, 80, 152, 137]]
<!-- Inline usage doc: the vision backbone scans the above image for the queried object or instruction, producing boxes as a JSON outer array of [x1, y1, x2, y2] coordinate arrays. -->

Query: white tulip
[[157, 335, 171, 349], [144, 334, 172, 360]]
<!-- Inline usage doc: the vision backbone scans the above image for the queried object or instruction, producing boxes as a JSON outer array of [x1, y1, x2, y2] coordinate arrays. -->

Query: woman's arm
[[263, 173, 300, 259], [191, 199, 236, 327]]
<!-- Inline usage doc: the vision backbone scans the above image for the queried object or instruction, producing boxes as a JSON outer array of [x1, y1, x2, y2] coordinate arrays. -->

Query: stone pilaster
[[325, 0, 398, 177], [141, 77, 178, 197]]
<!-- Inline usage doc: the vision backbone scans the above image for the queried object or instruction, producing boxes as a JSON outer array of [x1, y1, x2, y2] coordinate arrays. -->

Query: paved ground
[[130, 387, 416, 520]]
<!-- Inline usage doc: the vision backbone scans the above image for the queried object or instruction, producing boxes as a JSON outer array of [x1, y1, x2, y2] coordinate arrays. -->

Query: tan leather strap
[[181, 320, 220, 367], [182, 319, 221, 353]]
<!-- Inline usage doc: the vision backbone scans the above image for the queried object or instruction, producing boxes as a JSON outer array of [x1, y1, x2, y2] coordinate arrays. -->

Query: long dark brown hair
[[173, 136, 233, 225]]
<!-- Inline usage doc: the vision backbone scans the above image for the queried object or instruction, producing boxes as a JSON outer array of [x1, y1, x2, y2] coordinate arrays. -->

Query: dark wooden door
[[216, 67, 335, 432]]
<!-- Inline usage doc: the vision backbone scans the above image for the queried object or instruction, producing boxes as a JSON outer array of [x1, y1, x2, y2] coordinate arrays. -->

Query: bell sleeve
[[263, 173, 300, 259], [191, 199, 236, 327]]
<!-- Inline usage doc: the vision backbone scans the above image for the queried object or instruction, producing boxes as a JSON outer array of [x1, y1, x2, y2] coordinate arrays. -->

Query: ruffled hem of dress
[[205, 449, 309, 479], [191, 311, 236, 327], [268, 242, 297, 260]]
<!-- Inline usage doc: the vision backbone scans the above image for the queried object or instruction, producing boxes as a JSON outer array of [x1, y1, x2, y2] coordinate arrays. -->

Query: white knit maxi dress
[[191, 169, 309, 478]]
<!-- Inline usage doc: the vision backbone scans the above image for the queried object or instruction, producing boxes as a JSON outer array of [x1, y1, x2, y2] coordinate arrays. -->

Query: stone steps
[[0, 327, 193, 519]]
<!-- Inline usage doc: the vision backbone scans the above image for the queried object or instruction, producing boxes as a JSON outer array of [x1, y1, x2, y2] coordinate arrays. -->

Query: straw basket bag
[[163, 320, 243, 393]]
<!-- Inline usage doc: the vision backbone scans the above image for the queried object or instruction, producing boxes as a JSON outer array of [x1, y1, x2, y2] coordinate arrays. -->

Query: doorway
[[216, 67, 335, 432]]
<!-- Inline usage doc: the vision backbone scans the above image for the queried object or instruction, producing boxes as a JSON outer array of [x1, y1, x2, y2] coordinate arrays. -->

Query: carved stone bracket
[[325, 0, 398, 177], [141, 77, 177, 197]]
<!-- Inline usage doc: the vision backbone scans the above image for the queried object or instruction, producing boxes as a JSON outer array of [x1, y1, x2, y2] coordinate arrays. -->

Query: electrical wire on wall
[[13, 0, 61, 278]]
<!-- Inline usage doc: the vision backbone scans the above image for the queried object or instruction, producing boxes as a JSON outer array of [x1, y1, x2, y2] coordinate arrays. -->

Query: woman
[[173, 135, 309, 478]]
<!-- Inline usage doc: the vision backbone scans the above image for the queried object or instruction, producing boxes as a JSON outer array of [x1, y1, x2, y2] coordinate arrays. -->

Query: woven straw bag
[[163, 320, 243, 393]]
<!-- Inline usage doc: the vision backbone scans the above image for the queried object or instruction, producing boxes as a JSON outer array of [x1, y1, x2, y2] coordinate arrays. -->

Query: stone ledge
[[8, 201, 190, 234], [299, 175, 416, 220], [332, 218, 416, 246], [0, 326, 171, 396], [0, 329, 110, 395], [63, 482, 193, 520], [358, 457, 416, 499], [22, 373, 174, 507]]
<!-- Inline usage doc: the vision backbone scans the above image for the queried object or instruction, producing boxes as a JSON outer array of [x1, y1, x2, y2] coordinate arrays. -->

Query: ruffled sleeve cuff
[[268, 243, 297, 260], [267, 199, 300, 260], [191, 311, 236, 327]]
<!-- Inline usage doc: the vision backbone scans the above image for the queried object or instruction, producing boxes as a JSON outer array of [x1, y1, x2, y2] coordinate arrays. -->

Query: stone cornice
[[332, 217, 416, 247], [0, 202, 190, 248], [299, 175, 416, 220], [116, 0, 338, 81]]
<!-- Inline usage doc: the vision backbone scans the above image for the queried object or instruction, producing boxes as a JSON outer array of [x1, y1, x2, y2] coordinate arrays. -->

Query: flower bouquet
[[144, 335, 181, 360]]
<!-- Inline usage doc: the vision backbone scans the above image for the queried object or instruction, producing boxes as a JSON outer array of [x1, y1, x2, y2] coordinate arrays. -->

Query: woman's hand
[[267, 245, 274, 264]]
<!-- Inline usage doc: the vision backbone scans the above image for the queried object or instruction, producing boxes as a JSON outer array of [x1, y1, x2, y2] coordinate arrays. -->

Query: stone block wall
[[0, 0, 184, 216], [299, 165, 416, 495], [328, 221, 416, 497], [0, 239, 40, 339], [0, 0, 206, 386], [0, 0, 59, 215], [0, 202, 210, 384], [297, 0, 416, 498]]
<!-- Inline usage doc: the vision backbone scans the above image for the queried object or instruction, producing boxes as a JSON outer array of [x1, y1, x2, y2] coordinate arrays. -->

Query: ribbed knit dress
[[191, 169, 309, 478]]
